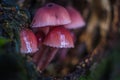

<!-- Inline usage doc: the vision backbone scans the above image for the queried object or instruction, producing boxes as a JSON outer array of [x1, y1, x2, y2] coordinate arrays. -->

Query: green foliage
[[0, 37, 11, 47]]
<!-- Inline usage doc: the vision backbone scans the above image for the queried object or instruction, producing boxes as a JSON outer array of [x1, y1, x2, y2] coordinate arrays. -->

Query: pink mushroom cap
[[20, 29, 38, 54], [31, 3, 71, 28], [43, 26, 74, 48], [64, 6, 85, 29]]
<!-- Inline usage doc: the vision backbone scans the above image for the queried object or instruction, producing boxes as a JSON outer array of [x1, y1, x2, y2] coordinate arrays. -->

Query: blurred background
[[0, 0, 120, 80]]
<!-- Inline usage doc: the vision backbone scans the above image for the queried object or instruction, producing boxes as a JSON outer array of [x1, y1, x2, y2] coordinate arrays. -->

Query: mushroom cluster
[[20, 3, 85, 72]]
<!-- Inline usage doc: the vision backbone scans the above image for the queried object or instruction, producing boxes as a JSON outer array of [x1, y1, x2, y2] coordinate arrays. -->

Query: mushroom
[[31, 2, 71, 35], [58, 6, 86, 62], [31, 3, 71, 28], [44, 26, 74, 48], [64, 6, 85, 29], [31, 3, 72, 67], [20, 28, 38, 54], [32, 30, 46, 64], [37, 26, 74, 71]]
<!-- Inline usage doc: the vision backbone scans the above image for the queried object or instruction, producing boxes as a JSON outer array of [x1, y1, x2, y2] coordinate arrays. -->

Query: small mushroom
[[57, 6, 86, 62], [20, 28, 38, 54], [64, 6, 85, 29], [44, 26, 74, 48], [31, 3, 71, 36], [31, 3, 71, 28], [37, 26, 74, 71]]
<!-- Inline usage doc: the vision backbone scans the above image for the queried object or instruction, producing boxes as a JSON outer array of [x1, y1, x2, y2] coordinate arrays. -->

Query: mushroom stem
[[58, 48, 69, 61], [37, 47, 58, 71], [32, 45, 49, 64]]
